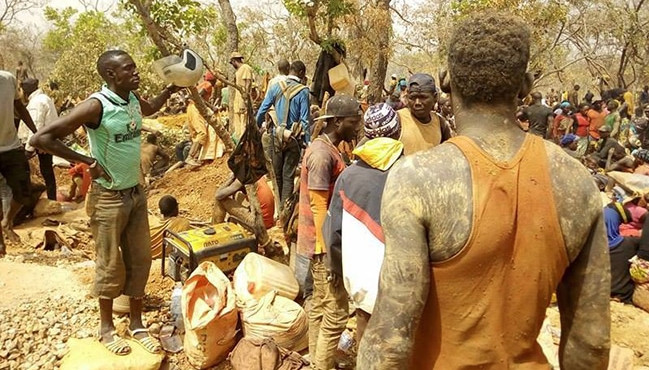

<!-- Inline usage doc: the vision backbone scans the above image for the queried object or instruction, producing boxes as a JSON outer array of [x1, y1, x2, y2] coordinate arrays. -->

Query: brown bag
[[228, 337, 309, 370]]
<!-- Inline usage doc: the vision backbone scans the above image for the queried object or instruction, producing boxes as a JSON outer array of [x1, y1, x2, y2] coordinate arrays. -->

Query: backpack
[[228, 337, 309, 370]]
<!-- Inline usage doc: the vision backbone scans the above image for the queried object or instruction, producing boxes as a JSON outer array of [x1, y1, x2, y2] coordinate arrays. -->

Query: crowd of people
[[2, 8, 649, 369]]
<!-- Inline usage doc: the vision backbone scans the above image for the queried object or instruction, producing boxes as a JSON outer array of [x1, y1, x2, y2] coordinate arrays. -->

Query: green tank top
[[87, 85, 142, 190]]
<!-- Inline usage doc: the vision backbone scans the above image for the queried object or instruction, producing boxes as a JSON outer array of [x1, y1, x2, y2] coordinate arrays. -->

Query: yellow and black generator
[[162, 222, 257, 282]]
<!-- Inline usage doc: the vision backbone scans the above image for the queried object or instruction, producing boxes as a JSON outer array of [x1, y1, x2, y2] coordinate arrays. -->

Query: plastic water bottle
[[170, 282, 184, 333]]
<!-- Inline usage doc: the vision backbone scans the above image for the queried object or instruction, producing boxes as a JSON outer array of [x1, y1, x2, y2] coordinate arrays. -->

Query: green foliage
[[43, 7, 163, 99], [283, 0, 354, 18], [320, 37, 345, 54], [121, 0, 218, 38], [282, 0, 309, 17]]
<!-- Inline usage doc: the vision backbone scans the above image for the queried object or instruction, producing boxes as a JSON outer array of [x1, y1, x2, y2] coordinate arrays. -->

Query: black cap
[[408, 73, 436, 93], [315, 95, 363, 120]]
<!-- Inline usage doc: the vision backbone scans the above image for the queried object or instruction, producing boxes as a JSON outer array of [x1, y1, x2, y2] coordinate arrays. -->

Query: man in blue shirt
[[256, 60, 310, 211]]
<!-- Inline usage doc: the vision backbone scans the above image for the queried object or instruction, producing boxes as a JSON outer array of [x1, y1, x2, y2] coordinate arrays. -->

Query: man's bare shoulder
[[386, 143, 472, 261], [390, 143, 468, 187], [543, 141, 602, 262]]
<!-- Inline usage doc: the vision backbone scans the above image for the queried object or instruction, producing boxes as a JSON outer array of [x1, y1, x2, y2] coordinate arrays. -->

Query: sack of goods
[[239, 290, 308, 352], [229, 337, 309, 370], [182, 261, 239, 369], [233, 252, 299, 303], [631, 256, 649, 312]]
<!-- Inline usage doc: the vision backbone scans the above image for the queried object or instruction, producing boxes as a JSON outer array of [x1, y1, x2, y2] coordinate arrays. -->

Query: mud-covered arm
[[611, 114, 621, 138], [357, 164, 430, 369], [556, 208, 611, 370], [215, 175, 242, 200]]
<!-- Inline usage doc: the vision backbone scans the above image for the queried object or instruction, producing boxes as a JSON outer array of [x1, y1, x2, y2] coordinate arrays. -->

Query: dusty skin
[[357, 117, 611, 369]]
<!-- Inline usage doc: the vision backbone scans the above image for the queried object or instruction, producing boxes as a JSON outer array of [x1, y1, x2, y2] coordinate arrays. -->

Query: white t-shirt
[[19, 89, 58, 150], [0, 71, 21, 153]]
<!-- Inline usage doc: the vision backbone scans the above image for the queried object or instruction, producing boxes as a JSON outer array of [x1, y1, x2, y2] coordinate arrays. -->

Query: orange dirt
[[147, 157, 232, 221], [156, 113, 188, 130]]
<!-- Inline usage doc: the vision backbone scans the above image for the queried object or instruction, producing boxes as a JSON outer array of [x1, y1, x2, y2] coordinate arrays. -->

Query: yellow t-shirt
[[624, 91, 635, 113], [233, 64, 254, 112], [397, 108, 442, 156]]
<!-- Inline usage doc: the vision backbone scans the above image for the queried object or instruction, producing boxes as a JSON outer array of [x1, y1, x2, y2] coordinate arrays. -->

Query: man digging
[[31, 50, 179, 356]]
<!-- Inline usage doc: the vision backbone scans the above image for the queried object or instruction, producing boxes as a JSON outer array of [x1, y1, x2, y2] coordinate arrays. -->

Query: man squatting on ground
[[31, 50, 179, 356], [357, 12, 611, 370]]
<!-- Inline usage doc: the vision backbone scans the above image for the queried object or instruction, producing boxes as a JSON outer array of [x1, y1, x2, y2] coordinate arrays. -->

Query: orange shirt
[[197, 81, 213, 101], [256, 177, 275, 229], [411, 135, 568, 369], [588, 109, 606, 139], [296, 139, 346, 257]]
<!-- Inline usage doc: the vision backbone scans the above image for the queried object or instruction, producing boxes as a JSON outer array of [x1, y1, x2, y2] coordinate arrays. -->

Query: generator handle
[[165, 229, 198, 272]]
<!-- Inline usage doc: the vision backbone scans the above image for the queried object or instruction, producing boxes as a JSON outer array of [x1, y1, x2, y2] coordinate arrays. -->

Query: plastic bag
[[630, 256, 649, 284], [183, 261, 239, 369]]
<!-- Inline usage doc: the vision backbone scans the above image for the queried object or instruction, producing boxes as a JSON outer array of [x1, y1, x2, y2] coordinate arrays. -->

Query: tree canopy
[[1, 0, 649, 96]]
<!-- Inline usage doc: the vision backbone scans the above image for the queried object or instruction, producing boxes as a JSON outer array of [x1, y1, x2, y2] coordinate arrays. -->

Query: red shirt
[[197, 81, 213, 101], [296, 139, 346, 258], [68, 163, 91, 197], [575, 113, 590, 137]]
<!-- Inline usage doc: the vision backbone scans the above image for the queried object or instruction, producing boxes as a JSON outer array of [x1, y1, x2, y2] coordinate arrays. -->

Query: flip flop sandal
[[98, 330, 131, 356], [128, 328, 162, 354]]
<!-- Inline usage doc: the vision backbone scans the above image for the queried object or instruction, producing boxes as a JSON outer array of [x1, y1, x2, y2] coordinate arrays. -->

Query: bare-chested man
[[358, 12, 610, 370], [140, 133, 169, 185]]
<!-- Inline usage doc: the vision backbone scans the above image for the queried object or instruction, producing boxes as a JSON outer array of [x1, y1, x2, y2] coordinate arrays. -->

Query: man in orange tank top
[[358, 11, 611, 370]]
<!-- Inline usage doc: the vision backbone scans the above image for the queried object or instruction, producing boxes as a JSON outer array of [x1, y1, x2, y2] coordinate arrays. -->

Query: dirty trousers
[[308, 257, 349, 370], [87, 184, 152, 299]]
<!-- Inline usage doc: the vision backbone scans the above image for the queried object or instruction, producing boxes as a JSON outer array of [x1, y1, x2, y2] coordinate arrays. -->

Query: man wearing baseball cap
[[296, 95, 362, 370], [397, 73, 451, 155], [323, 102, 403, 345], [229, 51, 254, 140]]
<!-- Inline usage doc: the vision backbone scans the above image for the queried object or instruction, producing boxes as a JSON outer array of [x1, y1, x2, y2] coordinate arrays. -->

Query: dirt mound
[[148, 157, 232, 221], [156, 113, 188, 130]]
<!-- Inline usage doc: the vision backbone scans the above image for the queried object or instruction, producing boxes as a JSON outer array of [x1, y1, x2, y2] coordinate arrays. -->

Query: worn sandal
[[128, 328, 162, 354], [98, 330, 131, 356]]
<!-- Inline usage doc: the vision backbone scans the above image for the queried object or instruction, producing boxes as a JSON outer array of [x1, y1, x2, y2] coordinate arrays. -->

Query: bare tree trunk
[[218, 0, 239, 135], [367, 0, 392, 104], [218, 0, 239, 55]]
